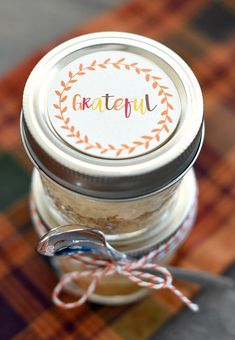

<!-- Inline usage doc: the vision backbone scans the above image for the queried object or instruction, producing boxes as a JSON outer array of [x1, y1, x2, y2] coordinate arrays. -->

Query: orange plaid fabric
[[0, 0, 234, 338]]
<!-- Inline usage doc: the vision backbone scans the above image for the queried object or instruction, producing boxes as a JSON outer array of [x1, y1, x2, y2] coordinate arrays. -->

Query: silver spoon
[[37, 225, 126, 261], [37, 225, 235, 289]]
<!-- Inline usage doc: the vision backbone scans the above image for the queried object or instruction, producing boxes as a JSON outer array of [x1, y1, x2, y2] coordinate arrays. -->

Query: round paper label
[[47, 51, 181, 159]]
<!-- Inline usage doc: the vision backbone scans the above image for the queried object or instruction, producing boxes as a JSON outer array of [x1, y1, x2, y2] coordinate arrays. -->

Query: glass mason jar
[[30, 167, 198, 304], [21, 32, 204, 304]]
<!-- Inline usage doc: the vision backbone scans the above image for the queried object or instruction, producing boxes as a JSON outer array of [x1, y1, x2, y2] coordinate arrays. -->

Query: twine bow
[[53, 253, 199, 312]]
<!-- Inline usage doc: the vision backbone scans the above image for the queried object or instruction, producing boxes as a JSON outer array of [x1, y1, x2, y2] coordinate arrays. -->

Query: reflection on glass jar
[[40, 171, 180, 237]]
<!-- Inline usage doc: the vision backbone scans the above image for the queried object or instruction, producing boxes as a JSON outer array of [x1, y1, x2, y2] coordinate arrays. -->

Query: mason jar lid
[[21, 32, 204, 199]]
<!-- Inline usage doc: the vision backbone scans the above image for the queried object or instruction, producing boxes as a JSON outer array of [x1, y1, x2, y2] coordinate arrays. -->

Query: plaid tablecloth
[[0, 0, 235, 339]]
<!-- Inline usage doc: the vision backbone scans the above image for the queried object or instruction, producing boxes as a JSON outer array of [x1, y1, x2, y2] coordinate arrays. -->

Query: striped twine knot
[[52, 254, 199, 312]]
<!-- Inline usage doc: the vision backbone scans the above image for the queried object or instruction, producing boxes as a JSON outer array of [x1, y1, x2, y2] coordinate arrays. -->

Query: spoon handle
[[146, 266, 235, 289]]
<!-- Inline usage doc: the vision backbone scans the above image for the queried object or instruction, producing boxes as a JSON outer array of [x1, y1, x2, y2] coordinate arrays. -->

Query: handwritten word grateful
[[72, 93, 158, 118]]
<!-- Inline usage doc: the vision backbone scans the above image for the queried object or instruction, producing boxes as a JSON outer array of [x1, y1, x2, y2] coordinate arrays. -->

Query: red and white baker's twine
[[30, 196, 199, 312]]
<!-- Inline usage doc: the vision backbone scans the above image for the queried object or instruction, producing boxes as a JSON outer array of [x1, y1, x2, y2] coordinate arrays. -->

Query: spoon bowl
[[37, 225, 127, 262]]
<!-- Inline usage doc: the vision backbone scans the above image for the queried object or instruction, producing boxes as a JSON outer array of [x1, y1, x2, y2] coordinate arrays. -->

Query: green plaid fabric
[[0, 0, 235, 338]]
